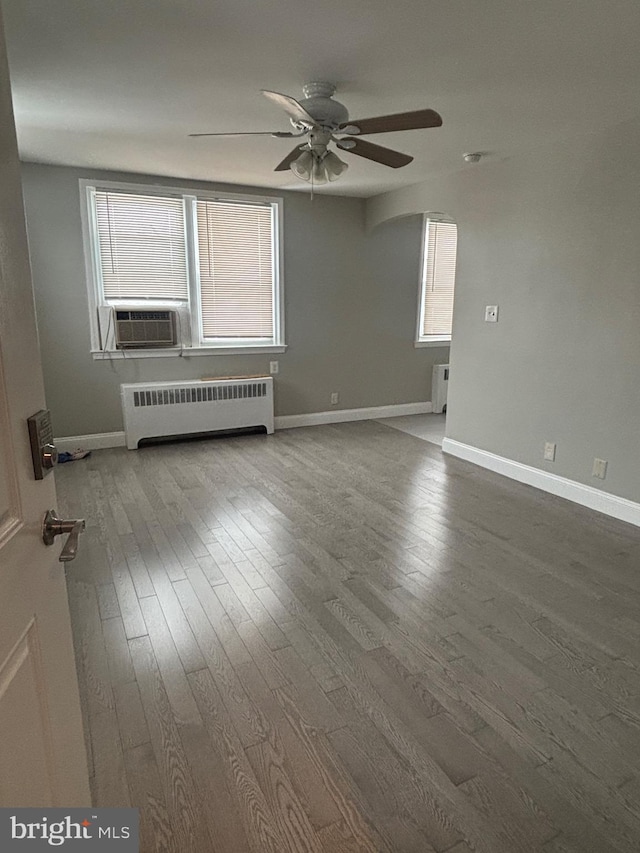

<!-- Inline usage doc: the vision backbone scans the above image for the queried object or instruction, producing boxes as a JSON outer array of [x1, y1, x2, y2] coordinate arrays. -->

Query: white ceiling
[[3, 0, 640, 198]]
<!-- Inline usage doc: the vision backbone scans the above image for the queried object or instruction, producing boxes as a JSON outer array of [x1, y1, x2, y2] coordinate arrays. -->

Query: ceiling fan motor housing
[[293, 81, 349, 130]]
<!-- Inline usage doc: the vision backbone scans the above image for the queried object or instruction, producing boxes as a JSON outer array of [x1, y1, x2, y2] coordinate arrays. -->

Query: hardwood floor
[[57, 420, 640, 852], [377, 413, 447, 446]]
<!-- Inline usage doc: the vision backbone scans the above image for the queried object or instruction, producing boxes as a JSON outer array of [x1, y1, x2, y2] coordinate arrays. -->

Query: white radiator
[[121, 378, 274, 449], [432, 364, 449, 414]]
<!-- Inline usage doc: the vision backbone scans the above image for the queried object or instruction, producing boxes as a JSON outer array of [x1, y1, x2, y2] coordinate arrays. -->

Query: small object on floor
[[58, 450, 92, 464]]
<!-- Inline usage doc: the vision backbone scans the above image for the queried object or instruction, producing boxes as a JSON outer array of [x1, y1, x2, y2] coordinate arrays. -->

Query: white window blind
[[196, 200, 275, 339], [94, 191, 189, 300], [421, 219, 458, 336]]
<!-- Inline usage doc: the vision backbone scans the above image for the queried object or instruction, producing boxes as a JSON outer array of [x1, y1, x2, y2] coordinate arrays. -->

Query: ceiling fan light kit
[[289, 127, 349, 185], [290, 149, 313, 181], [290, 149, 348, 185], [190, 82, 443, 186], [322, 151, 348, 180]]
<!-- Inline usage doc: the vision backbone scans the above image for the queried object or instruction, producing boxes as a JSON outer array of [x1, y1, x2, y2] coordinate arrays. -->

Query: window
[[416, 217, 457, 346], [196, 199, 274, 341], [81, 180, 284, 356]]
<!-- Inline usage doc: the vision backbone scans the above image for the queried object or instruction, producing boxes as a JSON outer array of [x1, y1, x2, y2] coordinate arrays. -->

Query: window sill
[[415, 337, 451, 348], [91, 344, 287, 360]]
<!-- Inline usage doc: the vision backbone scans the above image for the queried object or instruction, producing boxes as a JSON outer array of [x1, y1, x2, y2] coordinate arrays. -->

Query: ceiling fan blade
[[261, 90, 317, 127], [189, 130, 296, 137], [340, 109, 442, 136], [337, 138, 413, 168], [274, 145, 306, 171]]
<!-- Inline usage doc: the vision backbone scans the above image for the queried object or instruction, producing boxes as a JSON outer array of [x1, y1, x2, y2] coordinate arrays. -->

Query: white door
[[0, 15, 90, 807]]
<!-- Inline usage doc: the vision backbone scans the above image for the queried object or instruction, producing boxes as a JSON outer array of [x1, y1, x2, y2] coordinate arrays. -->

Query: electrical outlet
[[592, 458, 608, 480], [330, 392, 339, 405], [485, 305, 499, 322], [543, 442, 556, 462], [269, 360, 279, 374]]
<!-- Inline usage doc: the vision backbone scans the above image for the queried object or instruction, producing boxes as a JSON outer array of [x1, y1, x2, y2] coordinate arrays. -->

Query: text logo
[[0, 809, 138, 850]]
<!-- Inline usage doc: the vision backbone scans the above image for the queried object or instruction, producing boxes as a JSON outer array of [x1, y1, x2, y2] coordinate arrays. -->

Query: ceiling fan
[[189, 82, 442, 185]]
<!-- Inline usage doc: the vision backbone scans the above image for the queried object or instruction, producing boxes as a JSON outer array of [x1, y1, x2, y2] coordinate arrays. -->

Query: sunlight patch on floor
[[376, 413, 446, 446]]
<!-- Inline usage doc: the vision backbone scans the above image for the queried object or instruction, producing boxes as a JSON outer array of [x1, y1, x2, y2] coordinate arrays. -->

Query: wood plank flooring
[[57, 420, 640, 852]]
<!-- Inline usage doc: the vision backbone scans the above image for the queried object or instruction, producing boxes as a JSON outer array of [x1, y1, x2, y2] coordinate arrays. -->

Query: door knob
[[42, 509, 86, 562]]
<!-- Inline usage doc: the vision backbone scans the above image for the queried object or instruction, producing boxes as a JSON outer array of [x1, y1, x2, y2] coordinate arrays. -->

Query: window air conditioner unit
[[114, 309, 177, 349]]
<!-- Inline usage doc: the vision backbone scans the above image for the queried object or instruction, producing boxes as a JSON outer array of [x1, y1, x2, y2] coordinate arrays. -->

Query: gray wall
[[368, 117, 640, 504], [21, 163, 448, 437]]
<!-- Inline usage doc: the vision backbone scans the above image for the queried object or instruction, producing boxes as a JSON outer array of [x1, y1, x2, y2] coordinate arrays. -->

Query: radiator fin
[[132, 382, 267, 408]]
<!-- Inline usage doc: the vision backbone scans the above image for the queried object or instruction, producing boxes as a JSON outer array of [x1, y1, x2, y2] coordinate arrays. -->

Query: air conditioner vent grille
[[117, 311, 173, 321], [115, 309, 177, 349]]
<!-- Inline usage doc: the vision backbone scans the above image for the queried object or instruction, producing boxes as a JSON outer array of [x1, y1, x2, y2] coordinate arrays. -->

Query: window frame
[[80, 179, 286, 358], [415, 214, 456, 348]]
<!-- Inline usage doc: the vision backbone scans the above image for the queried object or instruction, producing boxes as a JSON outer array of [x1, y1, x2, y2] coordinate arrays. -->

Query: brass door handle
[[42, 509, 86, 562]]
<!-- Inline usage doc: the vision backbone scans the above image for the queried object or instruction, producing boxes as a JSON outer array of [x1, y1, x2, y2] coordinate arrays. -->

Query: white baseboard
[[442, 438, 640, 528], [275, 402, 432, 430], [54, 403, 433, 452], [55, 432, 126, 452]]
